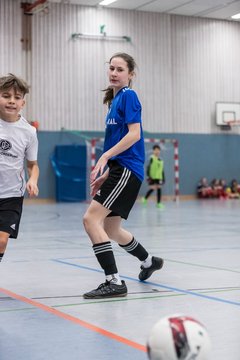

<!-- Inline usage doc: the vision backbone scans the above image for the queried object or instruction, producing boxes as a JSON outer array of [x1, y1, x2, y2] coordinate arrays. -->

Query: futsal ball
[[147, 314, 211, 360]]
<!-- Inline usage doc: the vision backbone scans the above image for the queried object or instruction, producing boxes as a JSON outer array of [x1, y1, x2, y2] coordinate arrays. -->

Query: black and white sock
[[119, 237, 152, 267], [0, 253, 4, 262], [93, 242, 121, 285]]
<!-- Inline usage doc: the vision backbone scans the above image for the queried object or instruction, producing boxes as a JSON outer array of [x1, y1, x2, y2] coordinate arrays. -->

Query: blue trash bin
[[51, 145, 87, 202]]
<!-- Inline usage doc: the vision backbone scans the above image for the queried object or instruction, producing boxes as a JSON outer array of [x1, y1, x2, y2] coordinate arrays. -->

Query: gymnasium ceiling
[[49, 0, 240, 21]]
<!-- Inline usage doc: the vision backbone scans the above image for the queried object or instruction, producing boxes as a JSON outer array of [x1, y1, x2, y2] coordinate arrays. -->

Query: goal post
[[88, 137, 179, 202]]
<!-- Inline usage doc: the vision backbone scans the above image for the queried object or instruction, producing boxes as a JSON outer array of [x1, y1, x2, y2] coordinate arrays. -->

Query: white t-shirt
[[0, 116, 38, 198]]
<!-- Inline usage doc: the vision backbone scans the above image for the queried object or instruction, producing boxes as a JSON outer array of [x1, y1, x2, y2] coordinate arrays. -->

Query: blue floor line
[[52, 259, 240, 307]]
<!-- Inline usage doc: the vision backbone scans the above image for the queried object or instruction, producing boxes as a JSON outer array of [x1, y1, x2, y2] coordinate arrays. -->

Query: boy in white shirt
[[0, 73, 39, 263]]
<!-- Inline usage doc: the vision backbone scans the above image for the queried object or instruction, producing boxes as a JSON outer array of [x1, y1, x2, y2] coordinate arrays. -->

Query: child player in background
[[142, 145, 165, 208]]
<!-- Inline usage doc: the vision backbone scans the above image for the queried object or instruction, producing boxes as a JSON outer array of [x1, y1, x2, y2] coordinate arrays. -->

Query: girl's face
[[108, 57, 133, 94]]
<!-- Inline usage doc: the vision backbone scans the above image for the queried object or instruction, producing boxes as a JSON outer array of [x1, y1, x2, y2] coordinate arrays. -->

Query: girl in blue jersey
[[83, 53, 163, 299]]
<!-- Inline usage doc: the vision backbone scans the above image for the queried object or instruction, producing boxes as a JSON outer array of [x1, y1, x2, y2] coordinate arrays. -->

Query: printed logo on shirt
[[0, 139, 17, 158], [96, 190, 101, 196], [0, 139, 12, 151], [10, 224, 16, 230], [106, 118, 117, 125]]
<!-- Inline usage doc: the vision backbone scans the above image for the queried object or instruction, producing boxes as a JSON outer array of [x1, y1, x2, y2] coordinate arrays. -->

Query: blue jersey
[[103, 87, 145, 181]]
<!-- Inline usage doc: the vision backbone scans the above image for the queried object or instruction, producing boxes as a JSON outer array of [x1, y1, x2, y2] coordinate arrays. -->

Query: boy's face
[[0, 88, 25, 122], [153, 148, 160, 157]]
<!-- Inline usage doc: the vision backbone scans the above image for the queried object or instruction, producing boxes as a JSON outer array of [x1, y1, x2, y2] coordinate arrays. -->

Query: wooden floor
[[0, 199, 240, 359]]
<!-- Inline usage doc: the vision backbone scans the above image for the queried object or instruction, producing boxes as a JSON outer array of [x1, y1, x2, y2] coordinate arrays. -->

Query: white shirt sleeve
[[26, 128, 38, 161]]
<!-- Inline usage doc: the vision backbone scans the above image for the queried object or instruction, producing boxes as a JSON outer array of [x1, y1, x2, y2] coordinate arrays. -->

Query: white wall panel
[[0, 0, 23, 77], [171, 16, 240, 134], [2, 2, 240, 134], [31, 5, 173, 131], [131, 12, 172, 133], [0, 0, 31, 119]]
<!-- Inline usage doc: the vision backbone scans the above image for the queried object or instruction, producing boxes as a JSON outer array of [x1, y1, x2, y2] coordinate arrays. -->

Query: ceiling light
[[231, 13, 240, 19], [99, 0, 117, 6]]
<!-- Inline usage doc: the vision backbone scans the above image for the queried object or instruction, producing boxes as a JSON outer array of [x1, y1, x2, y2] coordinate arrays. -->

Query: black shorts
[[0, 197, 24, 239], [148, 179, 163, 185], [93, 160, 142, 220]]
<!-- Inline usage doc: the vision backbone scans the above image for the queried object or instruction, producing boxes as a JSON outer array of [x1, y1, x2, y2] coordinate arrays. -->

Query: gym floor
[[0, 199, 239, 360]]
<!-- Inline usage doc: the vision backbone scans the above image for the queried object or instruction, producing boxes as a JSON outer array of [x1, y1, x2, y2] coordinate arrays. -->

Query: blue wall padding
[[37, 131, 240, 199], [51, 144, 87, 202]]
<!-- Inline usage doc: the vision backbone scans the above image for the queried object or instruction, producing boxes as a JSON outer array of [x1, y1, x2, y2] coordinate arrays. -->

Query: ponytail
[[102, 86, 114, 107]]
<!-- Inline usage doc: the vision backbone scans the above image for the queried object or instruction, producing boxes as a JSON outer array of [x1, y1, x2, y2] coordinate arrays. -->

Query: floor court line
[[53, 255, 240, 273], [0, 287, 146, 353], [166, 258, 240, 273], [1, 287, 239, 313], [52, 259, 240, 307]]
